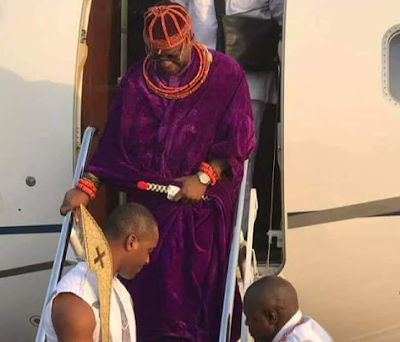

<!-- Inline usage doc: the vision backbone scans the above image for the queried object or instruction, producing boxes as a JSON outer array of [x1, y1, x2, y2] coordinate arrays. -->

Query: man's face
[[244, 300, 276, 342], [147, 39, 192, 76], [119, 228, 158, 279]]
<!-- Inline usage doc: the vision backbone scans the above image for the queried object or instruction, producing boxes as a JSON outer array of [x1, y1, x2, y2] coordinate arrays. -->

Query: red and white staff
[[137, 181, 210, 201]]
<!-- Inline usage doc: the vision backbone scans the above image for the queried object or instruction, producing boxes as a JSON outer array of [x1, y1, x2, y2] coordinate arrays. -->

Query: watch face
[[198, 172, 211, 185]]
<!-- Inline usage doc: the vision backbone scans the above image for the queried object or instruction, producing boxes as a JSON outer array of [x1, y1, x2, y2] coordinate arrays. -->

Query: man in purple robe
[[60, 2, 255, 342]]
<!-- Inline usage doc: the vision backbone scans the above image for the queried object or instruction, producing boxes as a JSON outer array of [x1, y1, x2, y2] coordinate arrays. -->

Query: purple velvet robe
[[86, 49, 255, 342]]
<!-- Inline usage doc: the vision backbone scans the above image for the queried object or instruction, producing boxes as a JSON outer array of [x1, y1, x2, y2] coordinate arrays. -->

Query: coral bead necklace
[[143, 42, 212, 100]]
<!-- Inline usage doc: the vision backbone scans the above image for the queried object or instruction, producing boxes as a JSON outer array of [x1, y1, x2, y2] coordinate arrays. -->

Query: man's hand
[[173, 175, 207, 204], [60, 188, 90, 216]]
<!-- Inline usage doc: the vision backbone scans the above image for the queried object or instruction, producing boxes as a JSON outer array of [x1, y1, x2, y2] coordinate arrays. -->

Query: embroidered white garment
[[272, 310, 334, 342], [43, 262, 136, 342]]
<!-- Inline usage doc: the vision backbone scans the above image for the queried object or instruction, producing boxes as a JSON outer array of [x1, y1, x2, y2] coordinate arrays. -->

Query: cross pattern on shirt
[[94, 246, 106, 269]]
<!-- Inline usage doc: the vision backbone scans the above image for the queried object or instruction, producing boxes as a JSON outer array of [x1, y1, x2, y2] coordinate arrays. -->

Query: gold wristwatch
[[197, 171, 211, 186]]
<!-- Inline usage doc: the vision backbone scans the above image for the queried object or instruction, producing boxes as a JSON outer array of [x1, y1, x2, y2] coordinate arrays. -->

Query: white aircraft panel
[[283, 0, 400, 212], [0, 1, 84, 340], [0, 0, 82, 226], [283, 0, 400, 341]]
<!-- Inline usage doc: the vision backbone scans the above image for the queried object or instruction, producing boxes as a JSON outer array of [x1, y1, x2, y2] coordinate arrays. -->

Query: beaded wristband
[[76, 178, 97, 199]]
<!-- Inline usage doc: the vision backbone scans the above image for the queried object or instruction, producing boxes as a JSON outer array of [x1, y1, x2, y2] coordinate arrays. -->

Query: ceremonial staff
[[79, 205, 113, 342]]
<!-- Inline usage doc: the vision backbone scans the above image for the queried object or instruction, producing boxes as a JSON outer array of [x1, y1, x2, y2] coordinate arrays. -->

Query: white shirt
[[173, 0, 284, 103], [272, 310, 334, 342], [43, 262, 137, 342]]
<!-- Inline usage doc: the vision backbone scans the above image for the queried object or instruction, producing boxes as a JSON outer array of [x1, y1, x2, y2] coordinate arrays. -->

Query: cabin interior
[[81, 0, 283, 269]]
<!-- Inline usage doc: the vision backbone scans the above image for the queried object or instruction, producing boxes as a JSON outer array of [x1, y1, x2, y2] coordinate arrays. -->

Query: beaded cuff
[[76, 178, 97, 199]]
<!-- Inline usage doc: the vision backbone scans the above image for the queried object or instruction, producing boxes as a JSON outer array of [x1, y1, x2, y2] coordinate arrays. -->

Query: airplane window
[[389, 33, 400, 103]]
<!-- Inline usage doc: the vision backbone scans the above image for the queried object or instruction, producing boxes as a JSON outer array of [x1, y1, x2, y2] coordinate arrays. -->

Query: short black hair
[[103, 203, 158, 241]]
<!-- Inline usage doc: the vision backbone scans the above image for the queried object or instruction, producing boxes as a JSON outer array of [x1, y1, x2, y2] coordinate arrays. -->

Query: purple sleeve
[[207, 75, 255, 180], [85, 81, 134, 190], [85, 76, 164, 192]]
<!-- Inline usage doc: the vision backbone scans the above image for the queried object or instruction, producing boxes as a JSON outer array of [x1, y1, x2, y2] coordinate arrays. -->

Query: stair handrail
[[35, 126, 97, 342], [218, 159, 248, 342]]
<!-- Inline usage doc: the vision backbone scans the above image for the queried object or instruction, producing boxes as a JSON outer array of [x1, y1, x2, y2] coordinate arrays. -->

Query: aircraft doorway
[[82, 0, 285, 270]]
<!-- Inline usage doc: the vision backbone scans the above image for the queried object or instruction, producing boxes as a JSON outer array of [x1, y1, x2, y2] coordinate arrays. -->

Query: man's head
[[243, 276, 299, 342], [103, 203, 159, 280], [143, 1, 193, 75]]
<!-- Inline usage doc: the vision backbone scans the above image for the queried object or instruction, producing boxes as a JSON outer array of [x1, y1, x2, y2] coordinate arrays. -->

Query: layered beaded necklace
[[142, 42, 212, 100]]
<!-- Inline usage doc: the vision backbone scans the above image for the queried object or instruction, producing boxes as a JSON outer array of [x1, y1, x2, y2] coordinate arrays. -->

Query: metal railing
[[35, 126, 97, 342], [36, 138, 250, 342], [240, 189, 259, 342], [218, 160, 248, 342]]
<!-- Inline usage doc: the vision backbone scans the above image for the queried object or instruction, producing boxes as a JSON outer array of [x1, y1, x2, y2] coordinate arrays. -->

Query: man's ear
[[125, 233, 138, 252], [264, 309, 278, 324]]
